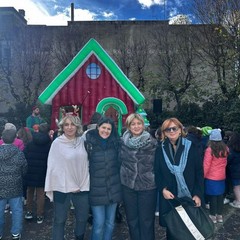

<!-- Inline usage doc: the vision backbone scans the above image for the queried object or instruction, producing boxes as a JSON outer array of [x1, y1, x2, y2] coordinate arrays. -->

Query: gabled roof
[[38, 38, 145, 105]]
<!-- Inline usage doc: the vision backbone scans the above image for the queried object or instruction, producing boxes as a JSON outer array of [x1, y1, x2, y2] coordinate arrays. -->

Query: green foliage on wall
[[146, 97, 240, 132]]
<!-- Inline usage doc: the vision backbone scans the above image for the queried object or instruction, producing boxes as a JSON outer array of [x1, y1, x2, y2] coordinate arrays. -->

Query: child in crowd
[[17, 126, 33, 204], [203, 129, 229, 223], [17, 127, 33, 146]]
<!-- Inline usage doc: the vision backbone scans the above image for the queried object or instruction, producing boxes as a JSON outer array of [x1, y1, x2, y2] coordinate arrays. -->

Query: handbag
[[163, 197, 215, 240]]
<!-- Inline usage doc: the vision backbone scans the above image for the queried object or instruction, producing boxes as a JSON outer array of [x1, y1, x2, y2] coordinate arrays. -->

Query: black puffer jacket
[[23, 132, 52, 187], [0, 145, 27, 199], [85, 129, 122, 206]]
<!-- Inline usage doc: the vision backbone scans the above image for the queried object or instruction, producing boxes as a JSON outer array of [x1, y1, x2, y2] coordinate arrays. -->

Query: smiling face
[[63, 118, 77, 139], [129, 118, 144, 137], [163, 122, 181, 143], [161, 118, 184, 144], [98, 123, 112, 139]]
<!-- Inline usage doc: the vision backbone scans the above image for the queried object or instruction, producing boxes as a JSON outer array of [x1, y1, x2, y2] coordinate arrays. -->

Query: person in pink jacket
[[203, 129, 229, 224]]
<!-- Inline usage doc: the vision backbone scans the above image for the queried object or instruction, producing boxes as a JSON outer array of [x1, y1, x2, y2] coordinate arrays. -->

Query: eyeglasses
[[164, 127, 179, 133]]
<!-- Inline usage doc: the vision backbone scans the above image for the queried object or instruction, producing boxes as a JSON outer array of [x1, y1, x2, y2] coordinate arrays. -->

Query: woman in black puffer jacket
[[85, 116, 122, 240], [23, 123, 52, 223]]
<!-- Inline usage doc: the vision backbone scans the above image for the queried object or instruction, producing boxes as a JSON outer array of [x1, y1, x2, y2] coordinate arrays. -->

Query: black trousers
[[209, 194, 224, 215], [122, 185, 157, 240]]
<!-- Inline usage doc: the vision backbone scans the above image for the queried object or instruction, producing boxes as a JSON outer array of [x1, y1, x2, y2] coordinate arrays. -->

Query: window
[[86, 63, 101, 79]]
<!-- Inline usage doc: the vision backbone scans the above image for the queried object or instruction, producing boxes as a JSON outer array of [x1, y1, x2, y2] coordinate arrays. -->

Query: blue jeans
[[91, 203, 117, 240], [0, 196, 23, 236], [52, 191, 89, 240]]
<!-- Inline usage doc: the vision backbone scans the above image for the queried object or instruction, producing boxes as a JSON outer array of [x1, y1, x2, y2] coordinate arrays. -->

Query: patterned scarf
[[162, 137, 192, 198], [123, 130, 151, 149]]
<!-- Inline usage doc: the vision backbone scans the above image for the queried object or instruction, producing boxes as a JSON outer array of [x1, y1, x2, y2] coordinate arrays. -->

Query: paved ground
[[2, 197, 240, 240]]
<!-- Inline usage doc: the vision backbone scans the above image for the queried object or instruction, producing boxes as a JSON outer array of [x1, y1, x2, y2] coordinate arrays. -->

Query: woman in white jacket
[[45, 115, 90, 240]]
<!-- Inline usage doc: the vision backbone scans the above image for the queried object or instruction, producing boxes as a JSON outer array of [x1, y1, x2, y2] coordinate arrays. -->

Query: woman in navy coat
[[23, 123, 52, 223], [154, 118, 204, 239]]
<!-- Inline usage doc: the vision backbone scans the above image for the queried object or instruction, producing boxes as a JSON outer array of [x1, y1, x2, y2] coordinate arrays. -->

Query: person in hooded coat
[[23, 123, 52, 224]]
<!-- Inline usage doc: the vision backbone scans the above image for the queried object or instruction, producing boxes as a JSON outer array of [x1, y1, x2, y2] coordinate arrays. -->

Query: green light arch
[[96, 97, 128, 135]]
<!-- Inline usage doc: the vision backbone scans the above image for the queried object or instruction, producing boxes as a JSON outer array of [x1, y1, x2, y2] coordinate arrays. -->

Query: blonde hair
[[160, 117, 186, 141], [125, 113, 144, 129], [58, 115, 83, 137]]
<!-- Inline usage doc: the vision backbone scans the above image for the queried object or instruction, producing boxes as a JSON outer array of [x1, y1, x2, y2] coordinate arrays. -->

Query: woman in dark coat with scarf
[[85, 116, 122, 240], [154, 118, 204, 239]]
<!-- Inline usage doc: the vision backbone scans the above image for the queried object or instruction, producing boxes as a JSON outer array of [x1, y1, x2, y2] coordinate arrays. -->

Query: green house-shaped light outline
[[96, 97, 128, 135], [38, 38, 145, 105]]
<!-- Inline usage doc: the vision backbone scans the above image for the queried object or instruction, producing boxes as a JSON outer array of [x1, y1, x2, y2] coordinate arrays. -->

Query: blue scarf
[[162, 137, 192, 198]]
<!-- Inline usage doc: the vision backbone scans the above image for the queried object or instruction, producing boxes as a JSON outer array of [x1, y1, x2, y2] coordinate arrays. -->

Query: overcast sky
[[0, 0, 196, 26]]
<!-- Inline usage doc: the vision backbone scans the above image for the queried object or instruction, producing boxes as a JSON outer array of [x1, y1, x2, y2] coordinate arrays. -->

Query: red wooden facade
[[39, 39, 145, 133], [50, 54, 135, 130]]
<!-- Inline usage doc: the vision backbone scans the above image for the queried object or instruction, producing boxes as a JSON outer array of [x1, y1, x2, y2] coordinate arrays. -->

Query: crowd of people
[[0, 106, 240, 240]]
